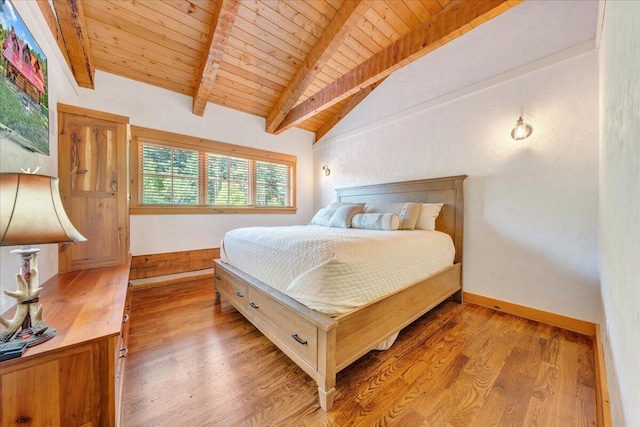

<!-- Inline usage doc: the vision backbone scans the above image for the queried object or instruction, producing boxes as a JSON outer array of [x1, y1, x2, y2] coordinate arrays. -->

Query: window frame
[[130, 126, 297, 215]]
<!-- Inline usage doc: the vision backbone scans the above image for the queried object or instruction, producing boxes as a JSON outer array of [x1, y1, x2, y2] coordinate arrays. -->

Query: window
[[130, 126, 296, 214]]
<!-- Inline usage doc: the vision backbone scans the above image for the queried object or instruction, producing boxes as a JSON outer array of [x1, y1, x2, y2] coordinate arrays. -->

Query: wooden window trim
[[130, 126, 297, 215]]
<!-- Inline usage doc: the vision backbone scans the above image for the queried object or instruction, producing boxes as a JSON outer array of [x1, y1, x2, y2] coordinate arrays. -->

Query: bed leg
[[318, 386, 336, 411], [317, 328, 337, 411], [452, 289, 463, 304]]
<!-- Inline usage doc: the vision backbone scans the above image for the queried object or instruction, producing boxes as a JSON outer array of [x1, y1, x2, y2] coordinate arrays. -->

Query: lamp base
[[8, 327, 57, 348], [0, 251, 54, 344]]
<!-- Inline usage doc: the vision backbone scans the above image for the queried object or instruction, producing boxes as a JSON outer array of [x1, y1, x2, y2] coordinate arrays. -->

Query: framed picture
[[0, 0, 49, 155]]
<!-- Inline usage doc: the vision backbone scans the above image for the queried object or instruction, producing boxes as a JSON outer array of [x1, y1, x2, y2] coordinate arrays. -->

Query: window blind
[[138, 141, 293, 209]]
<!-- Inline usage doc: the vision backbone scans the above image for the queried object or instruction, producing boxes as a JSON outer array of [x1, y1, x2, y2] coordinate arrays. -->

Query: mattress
[[220, 225, 455, 316]]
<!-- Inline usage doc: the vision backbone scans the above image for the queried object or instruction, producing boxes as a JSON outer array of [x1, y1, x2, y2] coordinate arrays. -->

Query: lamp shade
[[0, 173, 87, 246]]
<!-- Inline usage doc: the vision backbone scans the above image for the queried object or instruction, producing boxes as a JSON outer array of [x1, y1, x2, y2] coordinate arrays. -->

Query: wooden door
[[58, 104, 129, 271]]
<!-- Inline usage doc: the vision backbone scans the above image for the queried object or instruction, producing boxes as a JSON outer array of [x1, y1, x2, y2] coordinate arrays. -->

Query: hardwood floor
[[121, 278, 596, 426]]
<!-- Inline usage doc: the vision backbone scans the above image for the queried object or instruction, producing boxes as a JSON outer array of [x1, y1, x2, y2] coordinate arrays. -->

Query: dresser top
[[1, 258, 131, 362]]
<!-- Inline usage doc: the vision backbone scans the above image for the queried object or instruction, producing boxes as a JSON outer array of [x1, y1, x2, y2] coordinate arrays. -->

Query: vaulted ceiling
[[39, 0, 521, 140]]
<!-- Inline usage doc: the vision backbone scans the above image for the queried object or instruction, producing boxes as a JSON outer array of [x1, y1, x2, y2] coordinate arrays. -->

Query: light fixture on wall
[[0, 173, 86, 348], [322, 164, 331, 176], [511, 116, 533, 140]]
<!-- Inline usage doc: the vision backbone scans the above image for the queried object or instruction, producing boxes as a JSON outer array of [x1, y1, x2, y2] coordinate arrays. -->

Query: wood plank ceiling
[[40, 0, 522, 141]]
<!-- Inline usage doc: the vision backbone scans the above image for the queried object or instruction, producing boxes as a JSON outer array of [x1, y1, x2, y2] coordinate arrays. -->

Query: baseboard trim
[[130, 271, 214, 291], [463, 292, 611, 426], [594, 324, 612, 427], [463, 292, 596, 335], [130, 248, 219, 280]]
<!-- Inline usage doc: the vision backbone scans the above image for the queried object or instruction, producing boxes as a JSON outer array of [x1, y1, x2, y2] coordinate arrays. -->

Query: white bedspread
[[220, 225, 455, 316]]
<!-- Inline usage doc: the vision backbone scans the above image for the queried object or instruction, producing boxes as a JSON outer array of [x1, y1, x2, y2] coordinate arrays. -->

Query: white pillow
[[310, 208, 336, 226], [351, 213, 400, 231], [364, 202, 422, 230], [328, 204, 364, 228], [415, 203, 444, 231]]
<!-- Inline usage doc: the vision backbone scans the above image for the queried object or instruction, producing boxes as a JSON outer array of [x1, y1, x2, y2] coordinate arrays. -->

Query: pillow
[[310, 208, 337, 227], [364, 202, 422, 230], [328, 204, 364, 228], [415, 203, 444, 231], [351, 213, 400, 231]]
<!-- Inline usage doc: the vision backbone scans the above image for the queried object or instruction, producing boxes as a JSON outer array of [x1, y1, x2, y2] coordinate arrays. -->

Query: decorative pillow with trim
[[351, 213, 400, 231], [364, 202, 422, 230]]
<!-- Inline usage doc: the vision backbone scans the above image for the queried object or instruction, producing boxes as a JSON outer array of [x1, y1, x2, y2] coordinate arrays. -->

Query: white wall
[[314, 50, 600, 322], [599, 1, 640, 424]]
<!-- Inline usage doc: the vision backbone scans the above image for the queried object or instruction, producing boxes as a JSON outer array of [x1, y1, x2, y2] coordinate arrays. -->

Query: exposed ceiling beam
[[265, 0, 373, 134], [51, 0, 95, 89], [315, 77, 386, 142], [192, 0, 241, 116], [276, 0, 522, 134], [36, 0, 72, 72]]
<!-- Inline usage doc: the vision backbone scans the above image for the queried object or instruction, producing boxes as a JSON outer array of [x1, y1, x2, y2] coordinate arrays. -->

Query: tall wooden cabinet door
[[58, 105, 129, 272]]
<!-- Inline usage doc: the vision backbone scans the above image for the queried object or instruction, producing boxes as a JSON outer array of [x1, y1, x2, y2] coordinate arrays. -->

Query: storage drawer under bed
[[245, 288, 318, 370], [215, 264, 318, 370], [215, 267, 248, 308]]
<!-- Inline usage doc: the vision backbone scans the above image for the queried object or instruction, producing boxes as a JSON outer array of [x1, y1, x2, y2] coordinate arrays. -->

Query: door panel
[[58, 107, 129, 271]]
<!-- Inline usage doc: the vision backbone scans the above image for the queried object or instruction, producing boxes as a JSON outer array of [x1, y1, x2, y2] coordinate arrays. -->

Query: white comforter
[[220, 225, 455, 316]]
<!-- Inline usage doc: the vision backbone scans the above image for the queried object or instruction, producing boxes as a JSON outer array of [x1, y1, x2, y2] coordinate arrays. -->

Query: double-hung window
[[130, 126, 296, 214]]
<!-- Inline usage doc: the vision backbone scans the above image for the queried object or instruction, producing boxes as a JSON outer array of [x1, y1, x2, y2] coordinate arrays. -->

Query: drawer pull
[[235, 290, 244, 298], [119, 347, 129, 358], [128, 282, 133, 288], [249, 301, 259, 309], [292, 333, 308, 345], [122, 314, 130, 323], [215, 275, 222, 280]]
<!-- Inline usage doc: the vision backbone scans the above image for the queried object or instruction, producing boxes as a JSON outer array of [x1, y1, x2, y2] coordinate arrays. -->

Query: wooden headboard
[[336, 175, 467, 264]]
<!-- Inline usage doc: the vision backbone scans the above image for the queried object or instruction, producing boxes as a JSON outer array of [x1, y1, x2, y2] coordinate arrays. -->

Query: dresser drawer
[[215, 268, 248, 308], [246, 288, 318, 370]]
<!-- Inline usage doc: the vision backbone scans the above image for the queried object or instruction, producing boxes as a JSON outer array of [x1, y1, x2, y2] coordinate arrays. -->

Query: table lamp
[[0, 172, 86, 346]]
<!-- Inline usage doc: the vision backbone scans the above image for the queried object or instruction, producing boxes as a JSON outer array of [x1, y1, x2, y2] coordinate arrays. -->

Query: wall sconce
[[511, 116, 533, 140], [322, 164, 331, 176]]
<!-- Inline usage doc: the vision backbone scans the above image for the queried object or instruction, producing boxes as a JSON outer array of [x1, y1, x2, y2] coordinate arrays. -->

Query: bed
[[213, 175, 466, 410]]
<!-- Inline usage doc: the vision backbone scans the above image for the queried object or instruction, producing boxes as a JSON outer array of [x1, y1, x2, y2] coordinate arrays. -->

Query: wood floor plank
[[122, 278, 596, 426]]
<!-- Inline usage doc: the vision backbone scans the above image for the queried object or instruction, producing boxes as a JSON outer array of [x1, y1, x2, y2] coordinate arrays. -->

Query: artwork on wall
[[0, 0, 49, 155]]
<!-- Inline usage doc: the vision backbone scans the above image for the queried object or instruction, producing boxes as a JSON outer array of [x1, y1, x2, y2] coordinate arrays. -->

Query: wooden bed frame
[[213, 175, 466, 410]]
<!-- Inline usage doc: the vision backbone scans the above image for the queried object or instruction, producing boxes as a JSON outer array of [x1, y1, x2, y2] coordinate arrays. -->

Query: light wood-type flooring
[[121, 277, 596, 426]]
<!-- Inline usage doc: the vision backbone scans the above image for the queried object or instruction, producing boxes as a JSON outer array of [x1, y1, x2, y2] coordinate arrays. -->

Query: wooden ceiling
[[39, 0, 521, 140]]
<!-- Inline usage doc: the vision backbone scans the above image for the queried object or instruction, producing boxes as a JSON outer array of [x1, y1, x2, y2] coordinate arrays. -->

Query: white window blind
[[207, 154, 250, 206], [138, 141, 293, 209], [255, 161, 292, 207], [142, 144, 200, 205]]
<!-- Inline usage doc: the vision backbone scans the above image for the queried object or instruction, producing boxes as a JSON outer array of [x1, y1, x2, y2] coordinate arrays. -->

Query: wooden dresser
[[0, 259, 131, 427]]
